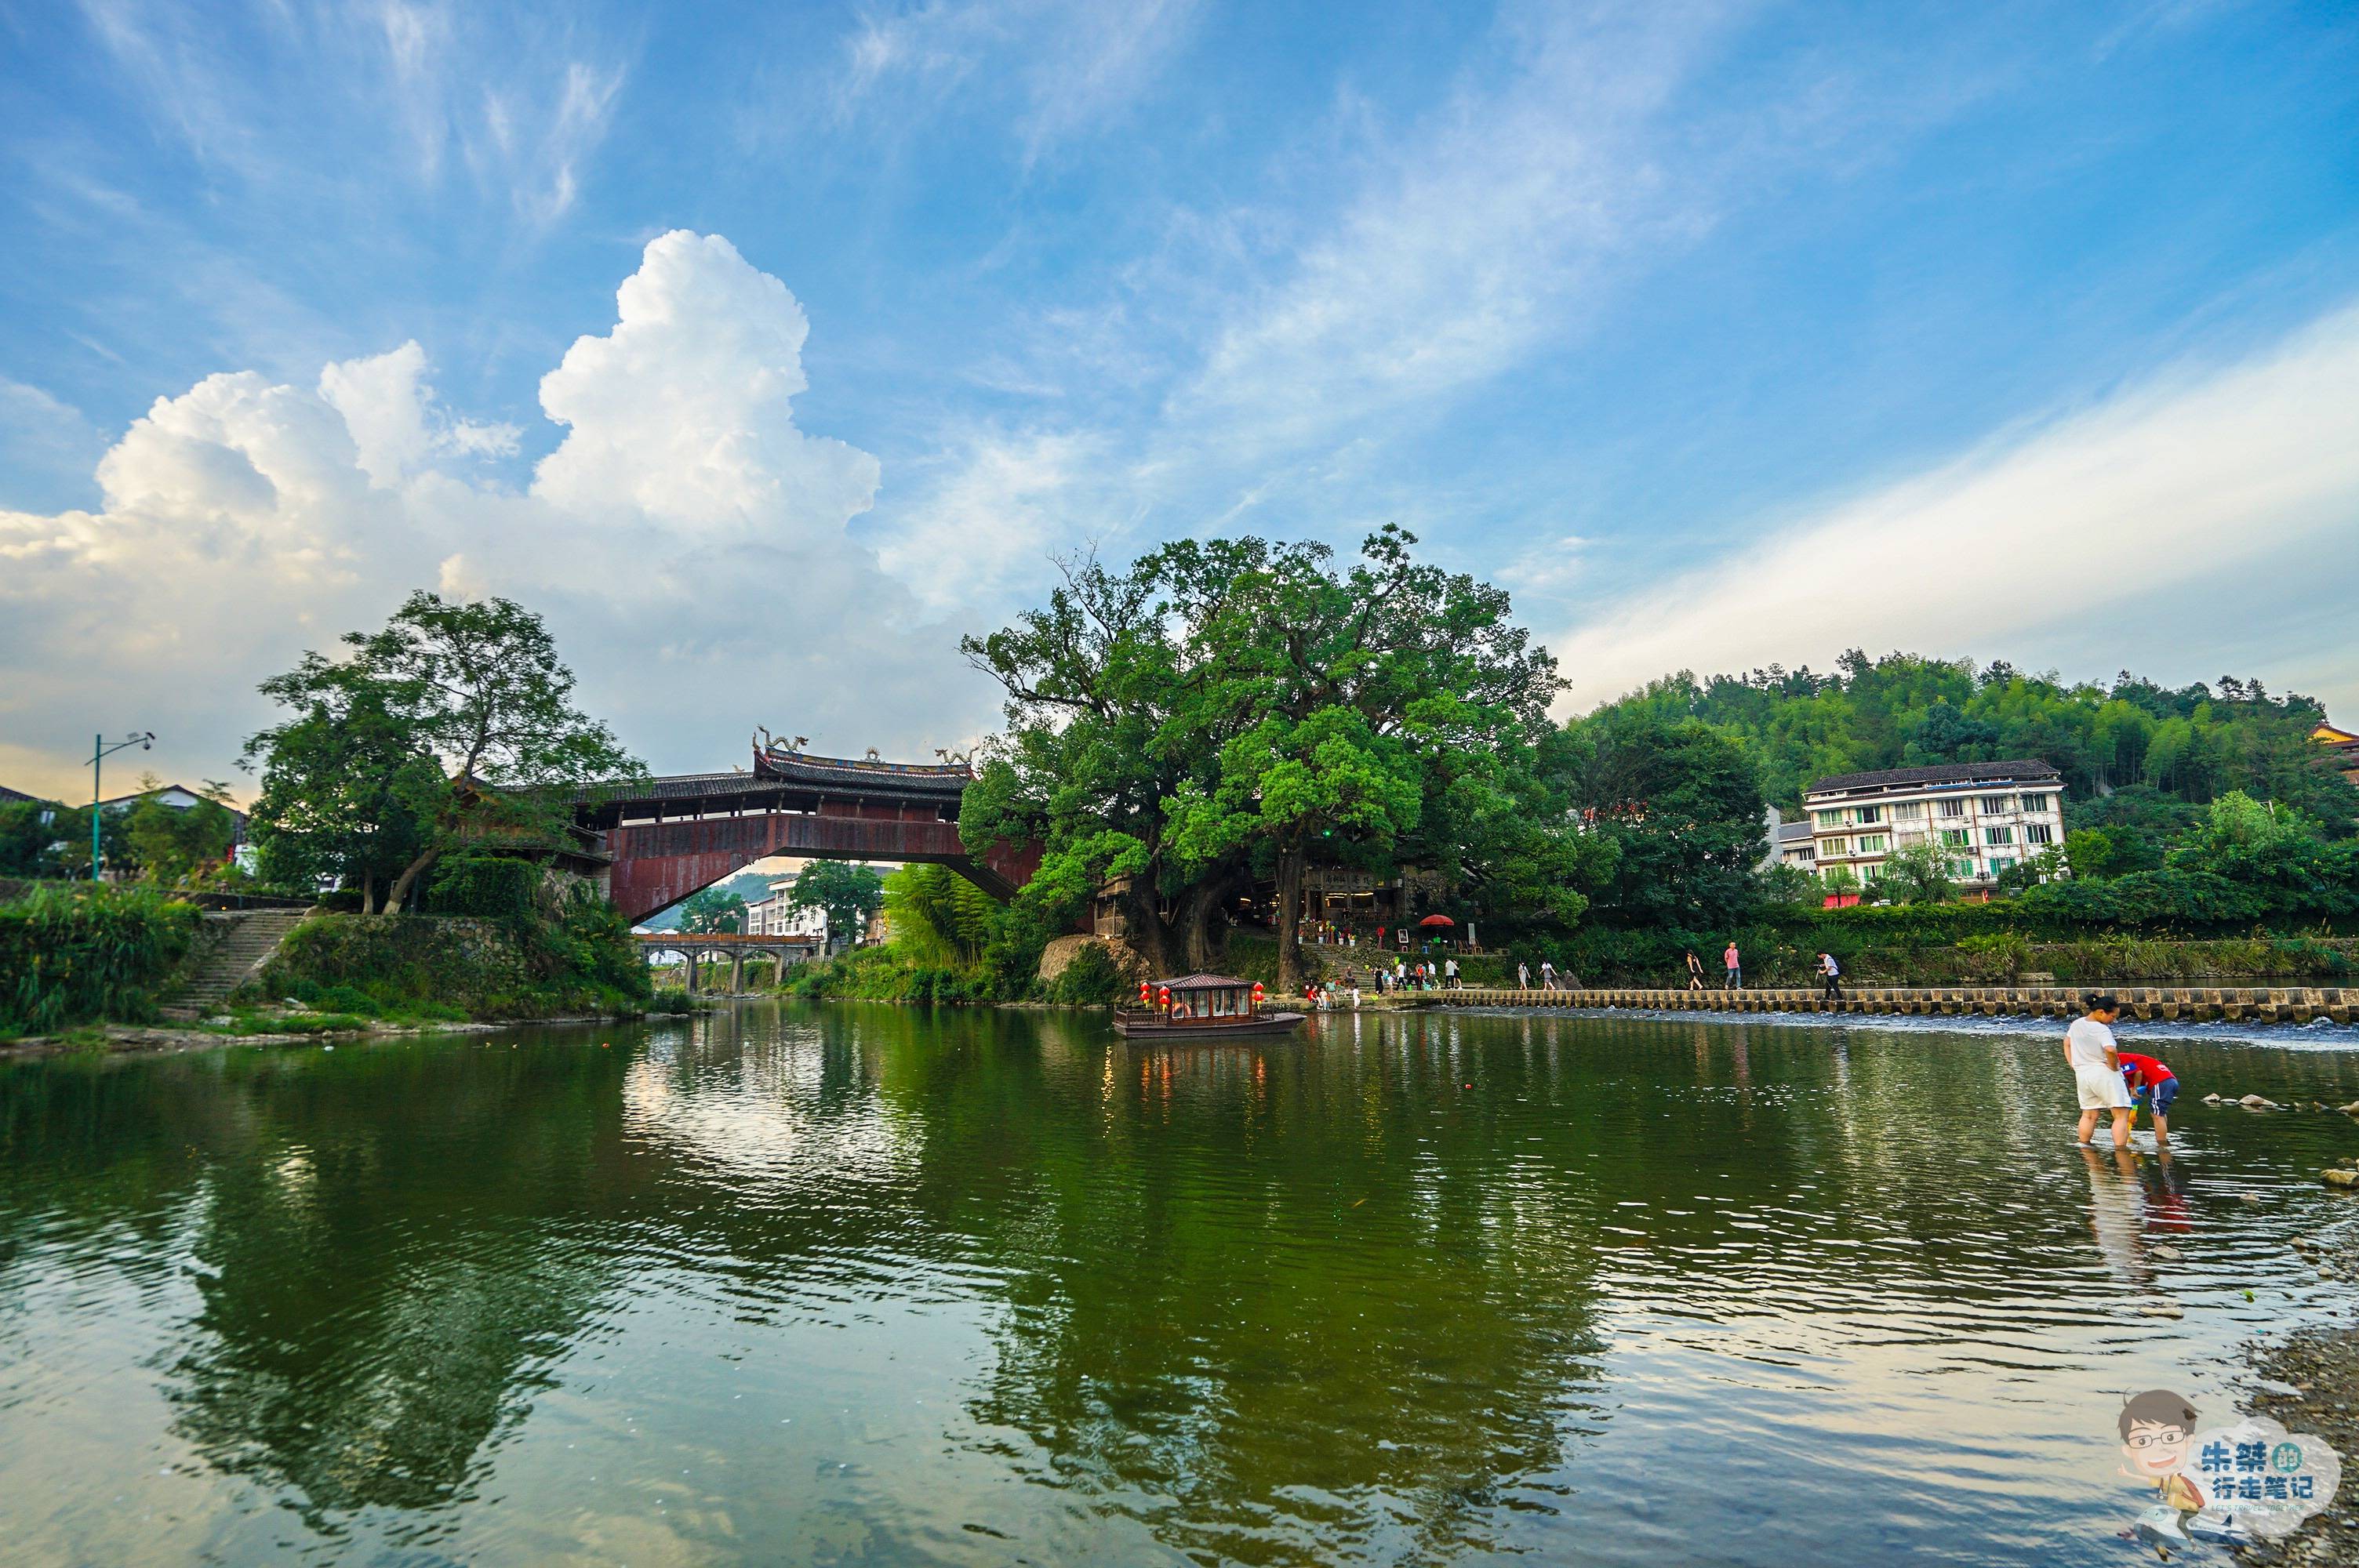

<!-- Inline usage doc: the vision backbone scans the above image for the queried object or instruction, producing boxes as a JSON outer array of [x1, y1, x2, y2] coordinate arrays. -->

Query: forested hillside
[[1600, 652, 2354, 833]]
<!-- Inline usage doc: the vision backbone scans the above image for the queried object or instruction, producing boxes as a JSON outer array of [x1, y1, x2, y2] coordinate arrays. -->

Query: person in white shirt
[[1818, 952, 1841, 1000], [1444, 957, 1460, 989], [2066, 994, 2134, 1149], [1517, 961, 1530, 990]]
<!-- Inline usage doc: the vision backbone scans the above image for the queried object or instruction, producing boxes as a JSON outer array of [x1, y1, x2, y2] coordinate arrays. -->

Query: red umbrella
[[1417, 914, 1456, 927]]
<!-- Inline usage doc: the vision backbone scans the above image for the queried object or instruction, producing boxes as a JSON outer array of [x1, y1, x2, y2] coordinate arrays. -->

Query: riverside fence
[[1398, 985, 2356, 1025]]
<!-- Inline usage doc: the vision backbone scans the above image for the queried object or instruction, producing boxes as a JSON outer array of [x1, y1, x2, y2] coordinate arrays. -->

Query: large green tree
[[242, 680, 440, 909], [787, 861, 887, 946], [1549, 707, 1765, 931], [123, 779, 242, 886], [677, 887, 748, 935], [245, 592, 638, 912], [966, 526, 1576, 992]]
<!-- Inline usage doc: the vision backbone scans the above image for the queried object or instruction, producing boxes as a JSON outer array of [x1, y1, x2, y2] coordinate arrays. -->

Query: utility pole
[[89, 731, 155, 880]]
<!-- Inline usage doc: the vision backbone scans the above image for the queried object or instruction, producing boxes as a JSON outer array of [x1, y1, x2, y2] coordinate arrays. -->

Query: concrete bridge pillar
[[731, 953, 745, 994], [684, 952, 699, 994]]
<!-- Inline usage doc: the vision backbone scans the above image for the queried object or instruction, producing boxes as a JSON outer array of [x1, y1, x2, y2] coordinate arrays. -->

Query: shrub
[[0, 884, 198, 1035], [427, 855, 543, 922], [1047, 940, 1125, 1005]]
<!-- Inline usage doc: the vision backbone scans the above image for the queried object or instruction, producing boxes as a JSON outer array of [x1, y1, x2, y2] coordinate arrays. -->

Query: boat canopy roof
[[1156, 974, 1252, 991]]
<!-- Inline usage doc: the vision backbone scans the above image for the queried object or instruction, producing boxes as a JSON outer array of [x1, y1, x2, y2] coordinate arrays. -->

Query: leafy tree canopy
[[787, 861, 887, 943], [678, 887, 747, 935], [244, 590, 638, 911]]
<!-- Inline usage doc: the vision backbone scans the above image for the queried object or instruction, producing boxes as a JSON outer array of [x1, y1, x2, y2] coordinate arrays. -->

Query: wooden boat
[[1111, 974, 1306, 1040]]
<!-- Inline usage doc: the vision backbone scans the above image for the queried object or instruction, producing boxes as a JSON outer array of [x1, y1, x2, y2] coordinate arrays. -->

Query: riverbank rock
[[2240, 1094, 2278, 1109], [1035, 935, 1139, 988], [2322, 1169, 2357, 1190], [2339, 1101, 2359, 1115], [2152, 1244, 2185, 1261], [2205, 1093, 2223, 1103]]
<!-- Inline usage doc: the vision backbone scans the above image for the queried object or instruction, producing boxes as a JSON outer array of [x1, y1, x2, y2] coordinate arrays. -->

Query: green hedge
[[0, 884, 198, 1035], [253, 899, 649, 1020]]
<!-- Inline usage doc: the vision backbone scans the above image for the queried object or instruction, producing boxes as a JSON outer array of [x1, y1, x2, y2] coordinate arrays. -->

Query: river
[[2, 1003, 2355, 1566]]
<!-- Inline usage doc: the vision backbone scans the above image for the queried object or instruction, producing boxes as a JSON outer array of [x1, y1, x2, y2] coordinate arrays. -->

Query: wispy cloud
[[1547, 302, 2359, 711], [830, 0, 1200, 159]]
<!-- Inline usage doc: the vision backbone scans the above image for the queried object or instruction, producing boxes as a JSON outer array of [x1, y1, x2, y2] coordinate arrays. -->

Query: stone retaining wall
[[1406, 985, 2355, 1025]]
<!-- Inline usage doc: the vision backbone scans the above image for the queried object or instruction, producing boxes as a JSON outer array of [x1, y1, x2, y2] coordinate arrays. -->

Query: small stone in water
[[2152, 1244, 2184, 1261], [2136, 1303, 2184, 1318], [2240, 1094, 2277, 1109]]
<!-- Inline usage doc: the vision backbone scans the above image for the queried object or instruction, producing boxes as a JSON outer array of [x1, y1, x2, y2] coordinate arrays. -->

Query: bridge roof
[[755, 750, 972, 796], [577, 759, 968, 805]]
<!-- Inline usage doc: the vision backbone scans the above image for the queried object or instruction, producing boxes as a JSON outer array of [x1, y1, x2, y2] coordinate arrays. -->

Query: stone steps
[[158, 911, 311, 1021]]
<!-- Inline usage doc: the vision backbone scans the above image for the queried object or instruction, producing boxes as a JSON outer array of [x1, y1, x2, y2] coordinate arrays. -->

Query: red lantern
[[1251, 982, 1264, 1003], [1138, 981, 1150, 1005], [1158, 986, 1171, 1009]]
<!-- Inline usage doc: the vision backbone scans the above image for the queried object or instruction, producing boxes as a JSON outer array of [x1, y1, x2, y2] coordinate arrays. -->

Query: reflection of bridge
[[577, 741, 1042, 924], [634, 931, 822, 993]]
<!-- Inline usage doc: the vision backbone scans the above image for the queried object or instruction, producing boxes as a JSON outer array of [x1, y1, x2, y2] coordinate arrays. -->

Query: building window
[[1861, 861, 1883, 881], [1892, 801, 1924, 820], [1990, 856, 2016, 876], [2026, 822, 2054, 846], [1853, 805, 1881, 824], [1855, 834, 1888, 854], [1822, 837, 1848, 857], [1815, 809, 1844, 829], [1939, 829, 1968, 849], [1979, 794, 2012, 813], [1984, 826, 2013, 847], [2021, 793, 2052, 813], [1948, 858, 1975, 879], [1939, 797, 1965, 818]]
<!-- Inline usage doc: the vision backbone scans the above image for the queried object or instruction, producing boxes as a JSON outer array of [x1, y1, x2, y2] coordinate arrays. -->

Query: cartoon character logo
[[2119, 1390, 2206, 1512], [2113, 1389, 2343, 1546]]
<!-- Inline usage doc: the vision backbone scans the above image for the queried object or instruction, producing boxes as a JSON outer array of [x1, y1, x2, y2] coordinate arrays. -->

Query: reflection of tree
[[879, 1019, 1618, 1563], [142, 1044, 637, 1522]]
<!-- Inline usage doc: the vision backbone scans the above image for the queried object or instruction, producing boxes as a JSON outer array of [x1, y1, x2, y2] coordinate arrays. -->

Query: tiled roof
[[1155, 974, 1252, 991], [1805, 760, 2060, 795], [1775, 821, 1813, 844]]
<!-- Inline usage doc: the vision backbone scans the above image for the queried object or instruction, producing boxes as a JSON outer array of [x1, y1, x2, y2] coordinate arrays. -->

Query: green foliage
[[883, 864, 999, 962], [1045, 940, 1125, 1005], [965, 525, 1575, 992], [1877, 839, 1955, 905], [787, 861, 886, 943], [244, 589, 642, 910], [678, 886, 748, 935], [254, 895, 649, 1022], [1618, 653, 2356, 833], [0, 884, 197, 1035], [1548, 707, 1763, 930], [123, 782, 240, 886], [426, 855, 543, 922]]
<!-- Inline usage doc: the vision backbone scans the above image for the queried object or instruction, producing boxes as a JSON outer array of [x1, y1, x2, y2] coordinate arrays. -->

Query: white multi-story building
[[1802, 760, 2065, 898]]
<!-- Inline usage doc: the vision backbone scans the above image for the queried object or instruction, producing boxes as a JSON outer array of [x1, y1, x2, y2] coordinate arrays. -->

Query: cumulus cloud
[[1549, 304, 2359, 713], [0, 232, 994, 800]]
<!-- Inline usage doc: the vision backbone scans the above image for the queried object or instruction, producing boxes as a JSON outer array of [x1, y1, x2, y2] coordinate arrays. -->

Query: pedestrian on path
[[2066, 994, 2134, 1150], [1539, 960, 1558, 992], [1723, 942, 1743, 990], [1444, 956, 1460, 989], [2120, 1048, 2179, 1147], [1518, 960, 1531, 990], [1818, 951, 1841, 1000], [1684, 951, 1705, 991]]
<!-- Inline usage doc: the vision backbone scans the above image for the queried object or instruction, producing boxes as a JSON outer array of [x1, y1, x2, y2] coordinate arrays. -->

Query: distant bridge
[[634, 931, 821, 993], [576, 741, 1041, 924]]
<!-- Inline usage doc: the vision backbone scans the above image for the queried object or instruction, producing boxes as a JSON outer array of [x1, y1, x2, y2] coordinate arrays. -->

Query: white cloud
[[1548, 303, 2359, 713], [875, 427, 1109, 612], [0, 232, 994, 801]]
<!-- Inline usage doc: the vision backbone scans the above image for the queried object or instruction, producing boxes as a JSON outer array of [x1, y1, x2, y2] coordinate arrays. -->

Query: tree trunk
[[1121, 875, 1177, 978], [1275, 844, 1305, 996], [1182, 867, 1246, 971], [383, 845, 440, 914], [356, 876, 376, 916]]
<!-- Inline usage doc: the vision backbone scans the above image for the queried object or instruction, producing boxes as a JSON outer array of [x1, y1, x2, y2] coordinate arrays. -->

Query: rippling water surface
[[3, 1004, 2356, 1566]]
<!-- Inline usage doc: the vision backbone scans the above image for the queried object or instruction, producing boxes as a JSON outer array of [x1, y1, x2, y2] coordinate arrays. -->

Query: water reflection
[[0, 1007, 2355, 1565]]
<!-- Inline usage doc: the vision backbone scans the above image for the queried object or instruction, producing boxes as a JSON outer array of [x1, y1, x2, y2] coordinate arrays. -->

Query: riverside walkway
[[1397, 984, 2356, 1025]]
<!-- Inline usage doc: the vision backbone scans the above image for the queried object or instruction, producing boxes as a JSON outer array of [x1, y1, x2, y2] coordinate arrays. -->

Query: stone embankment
[[1405, 985, 2357, 1025]]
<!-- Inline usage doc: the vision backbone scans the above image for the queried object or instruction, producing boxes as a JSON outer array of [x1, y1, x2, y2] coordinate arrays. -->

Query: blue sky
[[3, 0, 2357, 797]]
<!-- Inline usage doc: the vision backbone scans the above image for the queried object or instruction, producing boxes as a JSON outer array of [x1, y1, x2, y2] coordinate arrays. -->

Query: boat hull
[[1110, 1011, 1306, 1040]]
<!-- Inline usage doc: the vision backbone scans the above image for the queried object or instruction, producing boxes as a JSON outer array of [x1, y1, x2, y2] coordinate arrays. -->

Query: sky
[[2, 0, 2356, 802]]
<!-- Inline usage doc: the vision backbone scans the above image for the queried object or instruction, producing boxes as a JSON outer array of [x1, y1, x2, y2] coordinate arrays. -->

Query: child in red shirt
[[2119, 1051, 2179, 1145]]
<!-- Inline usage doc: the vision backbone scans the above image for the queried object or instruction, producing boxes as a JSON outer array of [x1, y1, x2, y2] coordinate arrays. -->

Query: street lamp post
[[89, 731, 155, 881]]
